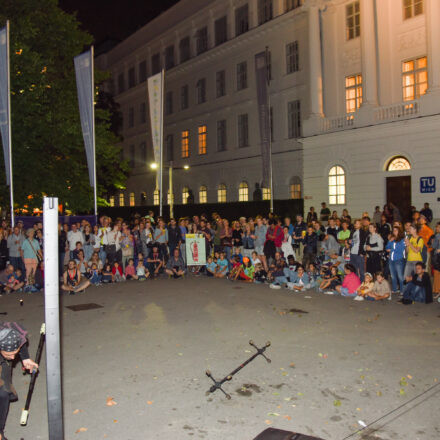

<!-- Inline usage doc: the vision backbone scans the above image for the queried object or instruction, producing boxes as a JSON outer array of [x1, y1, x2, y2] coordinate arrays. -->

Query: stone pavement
[[3, 277, 440, 440]]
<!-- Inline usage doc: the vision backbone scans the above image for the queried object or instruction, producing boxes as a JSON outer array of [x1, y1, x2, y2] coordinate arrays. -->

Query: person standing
[[404, 224, 424, 279], [306, 208, 317, 225], [349, 220, 368, 281], [20, 229, 42, 285], [167, 218, 182, 255], [67, 224, 84, 260], [431, 222, 440, 299], [253, 217, 268, 271], [420, 203, 433, 224], [365, 223, 384, 275], [7, 226, 23, 272], [386, 226, 406, 295], [293, 215, 307, 261], [319, 202, 331, 223]]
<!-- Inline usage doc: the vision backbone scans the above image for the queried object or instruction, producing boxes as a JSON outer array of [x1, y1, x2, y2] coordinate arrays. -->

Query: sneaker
[[323, 290, 334, 295], [353, 295, 364, 301], [269, 283, 281, 290]]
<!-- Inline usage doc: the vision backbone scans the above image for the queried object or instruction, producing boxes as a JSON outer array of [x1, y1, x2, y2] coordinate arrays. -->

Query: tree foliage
[[0, 0, 129, 213]]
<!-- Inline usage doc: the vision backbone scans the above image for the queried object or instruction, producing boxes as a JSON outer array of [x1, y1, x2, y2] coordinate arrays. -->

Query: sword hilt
[[249, 340, 272, 363]]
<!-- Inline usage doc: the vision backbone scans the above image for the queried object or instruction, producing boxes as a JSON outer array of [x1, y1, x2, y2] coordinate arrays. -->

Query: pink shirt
[[125, 265, 135, 276], [342, 272, 361, 294]]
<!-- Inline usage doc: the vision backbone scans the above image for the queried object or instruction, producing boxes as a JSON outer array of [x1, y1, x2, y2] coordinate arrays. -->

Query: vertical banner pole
[[43, 197, 64, 439], [91, 46, 98, 221], [6, 21, 14, 226], [169, 162, 173, 219], [159, 69, 164, 217], [266, 47, 274, 214]]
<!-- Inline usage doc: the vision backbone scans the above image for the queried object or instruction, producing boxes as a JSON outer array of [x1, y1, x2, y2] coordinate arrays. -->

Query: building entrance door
[[386, 176, 411, 222]]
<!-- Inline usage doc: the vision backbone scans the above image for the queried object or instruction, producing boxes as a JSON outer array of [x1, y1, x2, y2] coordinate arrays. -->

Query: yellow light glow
[[150, 163, 158, 170]]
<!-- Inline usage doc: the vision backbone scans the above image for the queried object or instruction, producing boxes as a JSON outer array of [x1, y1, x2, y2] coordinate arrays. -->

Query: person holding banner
[[0, 322, 38, 440]]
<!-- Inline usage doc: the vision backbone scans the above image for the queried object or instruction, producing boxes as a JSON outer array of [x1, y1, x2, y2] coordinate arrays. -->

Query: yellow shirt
[[407, 236, 424, 262]]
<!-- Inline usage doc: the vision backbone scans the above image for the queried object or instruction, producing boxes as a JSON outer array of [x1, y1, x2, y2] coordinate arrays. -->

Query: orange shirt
[[419, 224, 434, 252]]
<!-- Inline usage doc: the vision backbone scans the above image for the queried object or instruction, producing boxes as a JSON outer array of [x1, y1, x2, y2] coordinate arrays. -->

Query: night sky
[[59, 0, 180, 47]]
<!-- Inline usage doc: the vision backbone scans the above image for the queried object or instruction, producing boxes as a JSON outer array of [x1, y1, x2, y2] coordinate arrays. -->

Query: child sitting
[[206, 256, 217, 277], [88, 263, 102, 285], [254, 263, 268, 283], [228, 256, 243, 281], [238, 257, 254, 282], [101, 263, 113, 283], [307, 263, 320, 289], [365, 272, 391, 301], [125, 258, 136, 280], [112, 262, 125, 282], [319, 265, 341, 293], [354, 272, 374, 301], [251, 251, 261, 266], [229, 247, 243, 266], [136, 258, 149, 281], [72, 241, 83, 261], [215, 252, 228, 278], [6, 270, 24, 293]]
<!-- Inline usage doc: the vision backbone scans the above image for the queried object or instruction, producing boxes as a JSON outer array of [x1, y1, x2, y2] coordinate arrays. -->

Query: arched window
[[109, 196, 115, 207], [129, 192, 135, 206], [217, 184, 227, 203], [239, 181, 249, 202], [182, 187, 189, 205], [199, 185, 207, 204], [119, 193, 125, 207], [328, 166, 345, 205], [289, 176, 301, 199], [153, 189, 159, 206], [140, 192, 147, 206], [387, 156, 411, 171], [167, 190, 174, 205], [262, 187, 271, 200]]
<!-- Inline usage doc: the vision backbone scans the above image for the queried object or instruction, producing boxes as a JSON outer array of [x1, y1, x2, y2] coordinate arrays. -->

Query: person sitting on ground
[[206, 256, 217, 277], [254, 262, 268, 283], [267, 251, 285, 283], [72, 241, 83, 261], [302, 226, 318, 269], [251, 251, 261, 266], [228, 255, 243, 281], [101, 263, 113, 283], [229, 246, 243, 266], [124, 258, 136, 280], [147, 245, 164, 277], [307, 263, 320, 289], [320, 232, 339, 262], [400, 262, 433, 305], [319, 265, 341, 293], [237, 257, 254, 282], [214, 252, 228, 278], [5, 268, 24, 294], [136, 258, 149, 281], [354, 272, 374, 301], [165, 248, 185, 279], [287, 265, 310, 291], [281, 226, 295, 259], [75, 249, 88, 277], [364, 271, 391, 301], [112, 262, 125, 282], [335, 264, 361, 297], [61, 259, 90, 294], [88, 263, 101, 285]]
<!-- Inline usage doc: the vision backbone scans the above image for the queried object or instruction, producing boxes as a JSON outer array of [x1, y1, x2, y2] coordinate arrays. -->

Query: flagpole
[[91, 46, 98, 221], [266, 47, 274, 214], [159, 69, 164, 217], [6, 21, 14, 226]]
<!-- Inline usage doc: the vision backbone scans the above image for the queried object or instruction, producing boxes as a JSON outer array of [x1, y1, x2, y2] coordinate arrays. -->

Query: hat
[[242, 257, 250, 263], [0, 322, 27, 352], [364, 272, 373, 279]]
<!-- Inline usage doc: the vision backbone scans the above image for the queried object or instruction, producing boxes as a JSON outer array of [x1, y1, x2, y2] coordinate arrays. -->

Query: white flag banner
[[147, 71, 163, 165], [0, 25, 11, 186], [74, 49, 95, 188]]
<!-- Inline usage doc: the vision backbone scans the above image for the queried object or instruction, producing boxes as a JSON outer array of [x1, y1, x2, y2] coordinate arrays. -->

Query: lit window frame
[[119, 193, 125, 207], [198, 125, 207, 155], [109, 196, 115, 207], [346, 1, 360, 41], [328, 166, 346, 205], [290, 183, 301, 200], [129, 192, 135, 207], [262, 187, 271, 200], [199, 185, 208, 204], [402, 56, 428, 101], [153, 189, 160, 206], [217, 184, 227, 202], [181, 130, 189, 158], [239, 181, 249, 202], [387, 156, 411, 171], [345, 74, 363, 113], [403, 0, 424, 20], [182, 187, 189, 205]]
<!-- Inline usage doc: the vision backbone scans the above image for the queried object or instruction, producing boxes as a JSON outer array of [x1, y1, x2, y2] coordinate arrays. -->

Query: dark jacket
[[303, 232, 318, 254], [409, 272, 433, 304], [349, 228, 369, 255], [168, 226, 182, 249]]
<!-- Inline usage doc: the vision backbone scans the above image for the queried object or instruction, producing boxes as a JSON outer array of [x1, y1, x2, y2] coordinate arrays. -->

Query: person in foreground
[[0, 322, 38, 440], [400, 262, 433, 305]]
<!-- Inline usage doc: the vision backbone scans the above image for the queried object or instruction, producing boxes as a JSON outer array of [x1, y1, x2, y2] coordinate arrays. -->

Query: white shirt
[[98, 227, 111, 245], [67, 230, 84, 251]]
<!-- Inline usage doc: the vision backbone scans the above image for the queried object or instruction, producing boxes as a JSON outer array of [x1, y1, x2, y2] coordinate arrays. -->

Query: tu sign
[[420, 176, 436, 193]]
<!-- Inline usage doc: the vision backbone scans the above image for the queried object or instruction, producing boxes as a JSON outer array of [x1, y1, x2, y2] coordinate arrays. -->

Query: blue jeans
[[99, 248, 107, 265], [389, 259, 405, 292], [350, 254, 365, 281], [10, 256, 23, 271], [403, 283, 425, 303]]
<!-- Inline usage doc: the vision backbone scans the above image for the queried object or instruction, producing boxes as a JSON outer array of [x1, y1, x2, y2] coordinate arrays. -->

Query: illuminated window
[[345, 74, 363, 113], [119, 193, 125, 207], [402, 56, 427, 101], [129, 192, 135, 206], [387, 156, 411, 171], [329, 166, 345, 205], [262, 187, 271, 200], [199, 185, 207, 204], [346, 1, 360, 40], [403, 0, 423, 19], [239, 181, 249, 202], [167, 190, 174, 205], [218, 184, 227, 202], [181, 130, 189, 158], [153, 189, 159, 206], [198, 125, 207, 155], [109, 196, 115, 207], [290, 183, 301, 199], [182, 187, 189, 204]]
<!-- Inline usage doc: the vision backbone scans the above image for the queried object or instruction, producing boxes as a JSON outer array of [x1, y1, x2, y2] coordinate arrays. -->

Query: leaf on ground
[[73, 409, 81, 414], [106, 397, 117, 407], [376, 391, 382, 397], [265, 420, 272, 425], [318, 353, 323, 357], [284, 415, 292, 420], [297, 392, 303, 397], [407, 374, 413, 380], [333, 399, 342, 407], [284, 397, 291, 401], [400, 388, 406, 395], [290, 363, 295, 368], [399, 378, 408, 387], [113, 419, 118, 423], [267, 412, 280, 417], [75, 427, 88, 433], [272, 392, 280, 396], [178, 353, 183, 356], [358, 420, 367, 427], [147, 401, 153, 405]]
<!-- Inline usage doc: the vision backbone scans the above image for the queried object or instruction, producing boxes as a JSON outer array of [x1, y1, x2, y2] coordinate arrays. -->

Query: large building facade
[[97, 0, 440, 220]]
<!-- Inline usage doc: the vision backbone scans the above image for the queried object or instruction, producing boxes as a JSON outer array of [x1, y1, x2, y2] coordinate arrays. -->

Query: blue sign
[[420, 176, 436, 193]]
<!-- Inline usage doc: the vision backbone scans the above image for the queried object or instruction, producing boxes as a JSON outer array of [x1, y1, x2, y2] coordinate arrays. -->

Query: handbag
[[28, 239, 42, 263]]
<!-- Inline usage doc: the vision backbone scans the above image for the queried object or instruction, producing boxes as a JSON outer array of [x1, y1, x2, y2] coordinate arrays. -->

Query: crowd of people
[[0, 201, 438, 306]]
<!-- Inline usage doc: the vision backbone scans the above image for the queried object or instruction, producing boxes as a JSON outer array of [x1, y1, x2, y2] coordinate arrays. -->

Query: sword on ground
[[206, 340, 271, 399], [20, 323, 45, 426]]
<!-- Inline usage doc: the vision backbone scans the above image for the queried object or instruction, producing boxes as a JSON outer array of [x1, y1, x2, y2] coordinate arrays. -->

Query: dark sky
[[59, 0, 180, 47]]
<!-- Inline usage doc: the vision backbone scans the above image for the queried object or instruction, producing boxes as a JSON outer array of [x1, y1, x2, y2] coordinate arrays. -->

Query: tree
[[0, 0, 129, 213]]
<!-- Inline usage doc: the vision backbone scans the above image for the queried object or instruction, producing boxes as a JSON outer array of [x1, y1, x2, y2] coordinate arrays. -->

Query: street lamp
[[149, 161, 189, 219]]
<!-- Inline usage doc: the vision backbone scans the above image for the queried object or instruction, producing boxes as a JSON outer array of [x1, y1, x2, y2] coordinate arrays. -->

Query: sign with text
[[185, 234, 206, 266], [420, 176, 436, 193]]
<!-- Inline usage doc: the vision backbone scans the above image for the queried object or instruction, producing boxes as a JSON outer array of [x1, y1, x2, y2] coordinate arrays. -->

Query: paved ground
[[3, 277, 440, 440]]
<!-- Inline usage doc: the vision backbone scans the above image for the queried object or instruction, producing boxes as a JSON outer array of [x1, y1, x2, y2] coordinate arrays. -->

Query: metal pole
[[169, 161, 173, 219], [91, 46, 98, 221], [266, 47, 274, 214], [159, 69, 164, 217], [43, 197, 64, 439], [6, 21, 14, 226]]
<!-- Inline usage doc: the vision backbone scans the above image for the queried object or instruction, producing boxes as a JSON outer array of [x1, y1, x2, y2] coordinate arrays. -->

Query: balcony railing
[[320, 114, 355, 132], [374, 100, 420, 122]]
